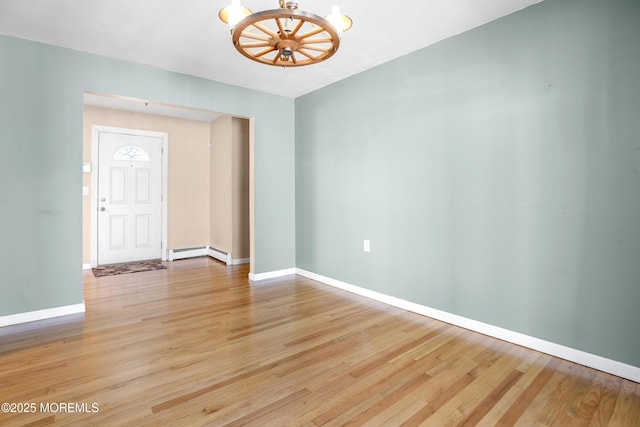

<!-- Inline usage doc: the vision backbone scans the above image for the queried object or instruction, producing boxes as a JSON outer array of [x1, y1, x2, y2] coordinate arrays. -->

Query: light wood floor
[[0, 258, 638, 426]]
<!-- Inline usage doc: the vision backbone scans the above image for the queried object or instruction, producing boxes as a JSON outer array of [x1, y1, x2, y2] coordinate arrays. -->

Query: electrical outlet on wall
[[363, 240, 371, 253]]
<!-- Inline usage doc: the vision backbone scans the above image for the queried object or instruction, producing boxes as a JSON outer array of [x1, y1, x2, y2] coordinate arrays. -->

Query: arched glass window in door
[[113, 145, 151, 162]]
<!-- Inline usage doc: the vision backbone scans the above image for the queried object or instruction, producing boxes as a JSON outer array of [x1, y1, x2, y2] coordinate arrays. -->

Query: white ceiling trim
[[84, 92, 221, 122]]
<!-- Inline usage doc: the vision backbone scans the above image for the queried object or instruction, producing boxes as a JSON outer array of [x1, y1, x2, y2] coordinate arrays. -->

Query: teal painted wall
[[296, 0, 640, 367], [0, 36, 295, 316]]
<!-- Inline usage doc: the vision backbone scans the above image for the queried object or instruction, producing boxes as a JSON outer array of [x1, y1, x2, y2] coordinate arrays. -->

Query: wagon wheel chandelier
[[218, 0, 353, 67]]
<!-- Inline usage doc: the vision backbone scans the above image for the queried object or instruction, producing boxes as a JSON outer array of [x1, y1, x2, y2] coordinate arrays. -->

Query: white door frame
[[91, 125, 168, 267]]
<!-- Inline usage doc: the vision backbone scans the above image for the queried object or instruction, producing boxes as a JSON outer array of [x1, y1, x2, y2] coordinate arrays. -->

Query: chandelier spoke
[[297, 27, 325, 40], [253, 22, 279, 39], [254, 47, 277, 58], [241, 42, 271, 48], [297, 49, 317, 60], [275, 17, 286, 36], [289, 19, 305, 37], [301, 37, 332, 44], [272, 50, 282, 64], [299, 44, 329, 53], [239, 31, 271, 42]]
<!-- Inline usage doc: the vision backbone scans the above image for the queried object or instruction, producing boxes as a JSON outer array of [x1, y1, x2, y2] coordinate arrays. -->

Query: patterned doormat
[[92, 260, 167, 277]]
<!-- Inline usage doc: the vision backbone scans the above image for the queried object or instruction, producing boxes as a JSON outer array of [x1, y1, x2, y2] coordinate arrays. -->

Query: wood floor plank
[[548, 364, 598, 427], [472, 352, 553, 424], [608, 380, 640, 427], [496, 357, 561, 425], [589, 373, 625, 427], [456, 368, 524, 426], [425, 353, 523, 426], [0, 257, 637, 426]]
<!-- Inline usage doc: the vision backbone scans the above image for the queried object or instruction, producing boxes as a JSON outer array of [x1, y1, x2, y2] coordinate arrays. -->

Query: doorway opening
[[82, 92, 254, 273]]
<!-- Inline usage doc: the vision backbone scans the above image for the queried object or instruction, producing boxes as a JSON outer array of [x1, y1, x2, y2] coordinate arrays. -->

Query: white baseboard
[[82, 263, 92, 270], [0, 303, 86, 328], [232, 257, 250, 265], [249, 268, 296, 282], [295, 268, 640, 383]]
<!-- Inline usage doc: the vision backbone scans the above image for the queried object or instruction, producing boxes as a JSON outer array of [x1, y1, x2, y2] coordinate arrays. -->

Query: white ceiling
[[0, 0, 541, 100]]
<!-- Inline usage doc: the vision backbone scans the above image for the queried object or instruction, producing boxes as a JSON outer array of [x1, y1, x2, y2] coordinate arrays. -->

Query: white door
[[97, 130, 162, 265]]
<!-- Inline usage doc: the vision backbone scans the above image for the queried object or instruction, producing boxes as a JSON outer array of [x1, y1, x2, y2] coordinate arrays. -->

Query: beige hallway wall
[[209, 116, 250, 260], [209, 116, 233, 253], [231, 117, 250, 260]]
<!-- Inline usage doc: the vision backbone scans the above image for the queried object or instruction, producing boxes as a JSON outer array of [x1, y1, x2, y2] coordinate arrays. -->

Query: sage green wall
[[0, 35, 295, 316], [296, 0, 640, 367]]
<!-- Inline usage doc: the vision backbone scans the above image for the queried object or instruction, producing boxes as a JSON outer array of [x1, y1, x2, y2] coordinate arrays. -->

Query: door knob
[[100, 207, 106, 212]]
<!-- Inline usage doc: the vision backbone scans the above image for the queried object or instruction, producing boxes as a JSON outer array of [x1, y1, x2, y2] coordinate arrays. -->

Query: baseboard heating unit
[[207, 246, 232, 265], [168, 246, 232, 265]]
